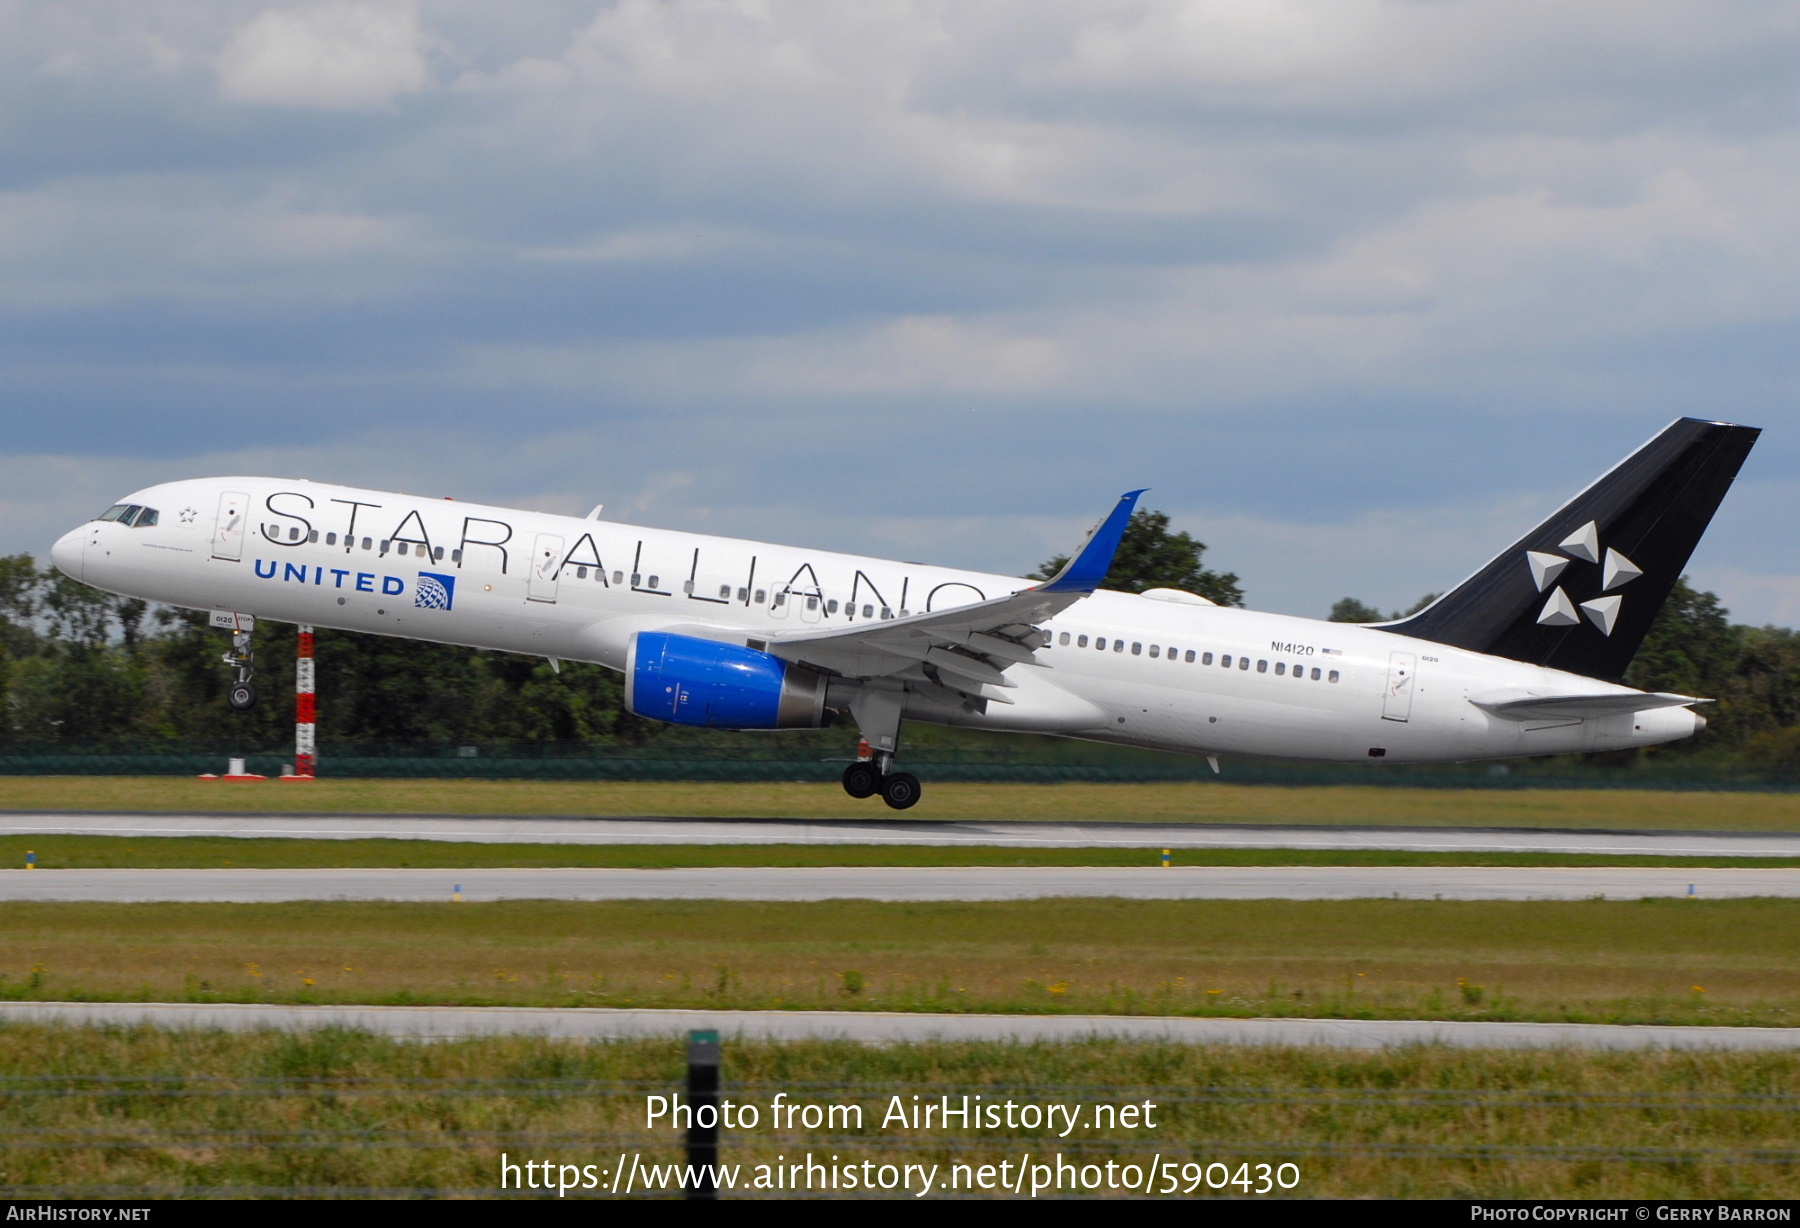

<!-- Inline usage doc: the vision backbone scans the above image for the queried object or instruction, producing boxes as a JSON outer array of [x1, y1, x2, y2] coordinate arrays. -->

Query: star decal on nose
[[1528, 520, 1640, 636], [178, 507, 198, 524]]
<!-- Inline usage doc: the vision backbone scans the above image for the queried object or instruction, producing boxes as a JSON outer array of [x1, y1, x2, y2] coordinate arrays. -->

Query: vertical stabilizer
[[1383, 418, 1759, 681]]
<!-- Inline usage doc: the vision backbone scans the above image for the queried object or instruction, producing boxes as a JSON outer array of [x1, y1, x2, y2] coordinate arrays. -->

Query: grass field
[[1, 834, 1798, 869], [2, 898, 1797, 1027], [0, 776, 1798, 830], [0, 1025, 1793, 1198]]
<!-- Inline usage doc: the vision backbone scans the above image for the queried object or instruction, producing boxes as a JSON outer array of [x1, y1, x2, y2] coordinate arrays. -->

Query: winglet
[[1036, 490, 1146, 594]]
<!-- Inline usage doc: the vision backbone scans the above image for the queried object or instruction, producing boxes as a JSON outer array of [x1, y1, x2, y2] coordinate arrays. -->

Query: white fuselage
[[52, 477, 1702, 763]]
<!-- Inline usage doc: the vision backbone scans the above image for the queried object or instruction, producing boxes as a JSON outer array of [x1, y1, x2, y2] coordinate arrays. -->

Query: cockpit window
[[97, 504, 158, 527]]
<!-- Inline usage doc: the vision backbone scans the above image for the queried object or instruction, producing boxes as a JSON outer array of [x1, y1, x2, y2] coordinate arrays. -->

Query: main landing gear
[[841, 743, 922, 811], [842, 686, 920, 809], [223, 626, 258, 712]]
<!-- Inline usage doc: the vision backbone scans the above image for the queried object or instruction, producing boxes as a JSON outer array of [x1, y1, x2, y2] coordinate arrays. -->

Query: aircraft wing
[[1468, 689, 1706, 721], [760, 490, 1144, 702]]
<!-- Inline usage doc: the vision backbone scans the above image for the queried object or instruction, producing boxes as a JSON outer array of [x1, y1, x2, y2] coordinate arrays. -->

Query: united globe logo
[[415, 571, 456, 611]]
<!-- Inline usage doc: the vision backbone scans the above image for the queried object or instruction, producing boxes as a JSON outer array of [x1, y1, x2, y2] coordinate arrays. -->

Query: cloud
[[0, 0, 1797, 624], [216, 2, 428, 111]]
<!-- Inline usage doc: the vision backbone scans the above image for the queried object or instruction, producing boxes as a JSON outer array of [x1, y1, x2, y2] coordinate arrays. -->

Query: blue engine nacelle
[[626, 632, 830, 729]]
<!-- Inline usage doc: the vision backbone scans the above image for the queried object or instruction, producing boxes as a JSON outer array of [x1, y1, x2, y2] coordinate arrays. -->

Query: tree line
[[1, 508, 1797, 769]]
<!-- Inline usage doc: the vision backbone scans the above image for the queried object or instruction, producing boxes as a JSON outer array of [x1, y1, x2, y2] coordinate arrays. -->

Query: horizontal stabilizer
[[1469, 689, 1705, 721]]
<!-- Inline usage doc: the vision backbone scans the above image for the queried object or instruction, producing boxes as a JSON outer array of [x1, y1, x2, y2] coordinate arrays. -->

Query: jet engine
[[626, 631, 829, 729]]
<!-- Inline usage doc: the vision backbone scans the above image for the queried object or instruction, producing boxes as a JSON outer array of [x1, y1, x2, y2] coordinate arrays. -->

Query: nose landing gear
[[223, 627, 258, 712]]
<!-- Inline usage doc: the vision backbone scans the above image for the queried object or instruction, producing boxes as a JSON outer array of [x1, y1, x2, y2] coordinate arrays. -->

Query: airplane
[[50, 417, 1758, 810]]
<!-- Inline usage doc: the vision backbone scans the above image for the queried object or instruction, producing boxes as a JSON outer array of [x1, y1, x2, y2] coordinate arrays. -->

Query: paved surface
[[0, 1001, 1794, 1050], [4, 811, 1800, 856], [0, 865, 1795, 901]]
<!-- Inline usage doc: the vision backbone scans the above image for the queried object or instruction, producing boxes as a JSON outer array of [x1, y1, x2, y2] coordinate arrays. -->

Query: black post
[[686, 1029, 720, 1200]]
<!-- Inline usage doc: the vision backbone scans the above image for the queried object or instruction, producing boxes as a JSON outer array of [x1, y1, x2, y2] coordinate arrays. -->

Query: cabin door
[[213, 491, 249, 561], [1382, 652, 1416, 722], [528, 534, 564, 603]]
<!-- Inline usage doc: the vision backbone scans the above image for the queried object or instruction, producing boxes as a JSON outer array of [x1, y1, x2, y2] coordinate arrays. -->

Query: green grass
[[3, 898, 1798, 1027], [1, 776, 1798, 830], [0, 1026, 1793, 1198], [1, 834, 1798, 869]]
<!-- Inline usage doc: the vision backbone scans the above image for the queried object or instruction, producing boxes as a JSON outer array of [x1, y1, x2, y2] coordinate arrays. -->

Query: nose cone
[[50, 527, 85, 582]]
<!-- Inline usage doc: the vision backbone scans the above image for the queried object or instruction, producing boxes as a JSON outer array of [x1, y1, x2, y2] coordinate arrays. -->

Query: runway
[[0, 1000, 1794, 1050], [1, 865, 1796, 901], [5, 811, 1800, 857]]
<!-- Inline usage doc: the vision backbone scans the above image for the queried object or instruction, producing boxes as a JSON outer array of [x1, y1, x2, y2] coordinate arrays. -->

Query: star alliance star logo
[[1527, 520, 1641, 636], [178, 507, 198, 524]]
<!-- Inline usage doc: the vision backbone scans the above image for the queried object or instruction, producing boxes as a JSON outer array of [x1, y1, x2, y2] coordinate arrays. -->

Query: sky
[[3, 0, 1799, 623]]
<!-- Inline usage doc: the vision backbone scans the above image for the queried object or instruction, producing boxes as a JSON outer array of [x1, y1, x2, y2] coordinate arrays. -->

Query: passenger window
[[720, 585, 733, 599], [1095, 637, 1105, 650], [97, 504, 129, 522], [826, 599, 838, 613], [1295, 667, 1305, 681], [1311, 668, 1320, 680], [1078, 635, 1089, 648], [738, 588, 749, 601], [774, 593, 787, 607], [135, 508, 159, 527], [880, 606, 891, 619], [1328, 670, 1340, 683], [433, 547, 444, 561], [379, 540, 390, 553], [1257, 659, 1268, 673], [1275, 662, 1286, 675], [1240, 657, 1250, 670], [361, 538, 372, 550], [397, 542, 409, 556], [326, 533, 338, 546], [286, 526, 298, 541], [1221, 654, 1231, 667], [1115, 640, 1125, 652], [614, 572, 625, 585], [807, 596, 819, 611], [451, 549, 462, 564], [863, 604, 873, 618], [306, 528, 316, 542], [1149, 645, 1160, 658], [631, 573, 642, 586], [682, 580, 695, 594], [1188, 651, 1198, 663], [576, 566, 588, 579], [755, 590, 767, 604], [1059, 633, 1070, 646]]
